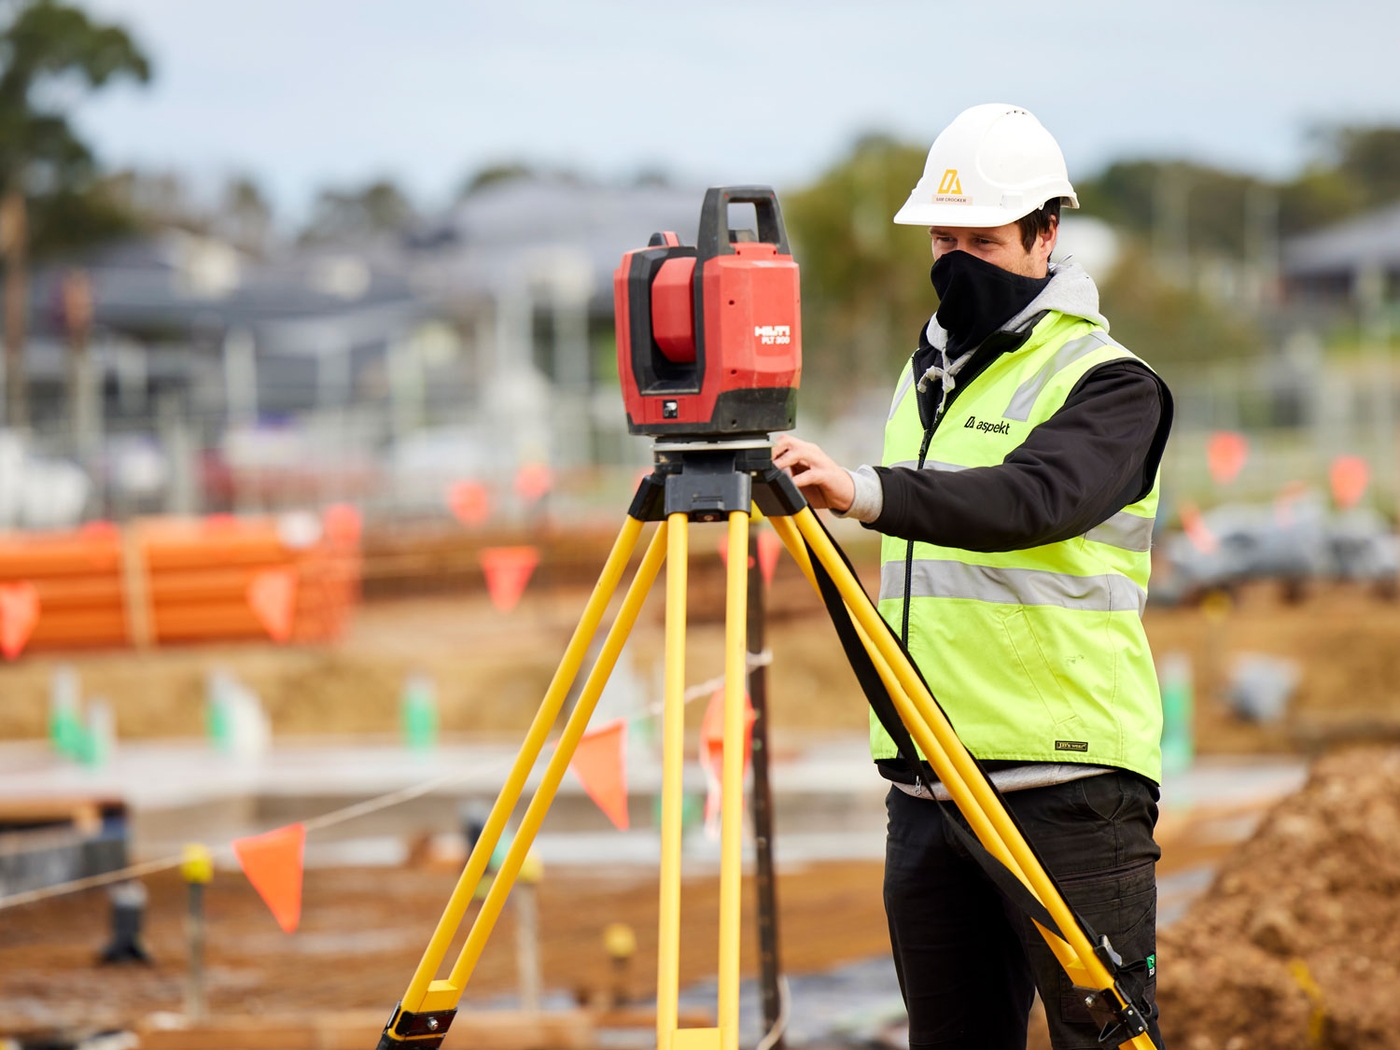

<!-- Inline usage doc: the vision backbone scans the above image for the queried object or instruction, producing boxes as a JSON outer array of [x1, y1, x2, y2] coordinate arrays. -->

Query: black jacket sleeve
[[868, 361, 1173, 553]]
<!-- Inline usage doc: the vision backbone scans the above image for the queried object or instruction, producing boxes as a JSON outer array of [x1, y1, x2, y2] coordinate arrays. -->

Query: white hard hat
[[893, 103, 1078, 228]]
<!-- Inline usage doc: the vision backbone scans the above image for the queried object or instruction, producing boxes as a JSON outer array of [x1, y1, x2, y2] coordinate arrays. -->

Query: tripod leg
[[447, 521, 670, 990], [389, 516, 646, 1024], [717, 510, 750, 1050], [767, 517, 1081, 974], [791, 510, 1157, 1048], [657, 513, 689, 1050]]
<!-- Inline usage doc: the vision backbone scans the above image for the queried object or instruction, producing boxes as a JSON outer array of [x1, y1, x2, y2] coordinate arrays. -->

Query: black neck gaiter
[[929, 250, 1051, 358]]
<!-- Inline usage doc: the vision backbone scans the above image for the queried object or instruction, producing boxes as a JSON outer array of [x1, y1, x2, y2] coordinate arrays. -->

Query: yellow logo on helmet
[[936, 169, 963, 195]]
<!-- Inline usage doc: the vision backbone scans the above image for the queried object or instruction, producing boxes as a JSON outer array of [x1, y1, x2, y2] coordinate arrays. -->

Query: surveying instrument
[[374, 187, 1160, 1050]]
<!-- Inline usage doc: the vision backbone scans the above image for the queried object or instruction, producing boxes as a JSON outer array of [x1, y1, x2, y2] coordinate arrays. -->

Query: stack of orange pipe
[[0, 523, 127, 649], [0, 506, 361, 654]]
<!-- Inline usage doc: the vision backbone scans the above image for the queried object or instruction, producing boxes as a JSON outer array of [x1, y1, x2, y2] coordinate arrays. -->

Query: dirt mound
[[1158, 748, 1400, 1049]]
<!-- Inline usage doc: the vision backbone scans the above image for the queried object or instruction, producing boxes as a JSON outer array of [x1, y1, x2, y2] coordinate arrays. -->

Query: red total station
[[613, 186, 802, 437]]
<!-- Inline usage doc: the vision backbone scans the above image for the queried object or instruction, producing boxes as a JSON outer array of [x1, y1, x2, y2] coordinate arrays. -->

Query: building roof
[[1283, 201, 1400, 279], [409, 177, 710, 308], [30, 231, 423, 355]]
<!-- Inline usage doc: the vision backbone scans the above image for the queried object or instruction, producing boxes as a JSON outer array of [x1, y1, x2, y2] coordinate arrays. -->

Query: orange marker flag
[[570, 719, 629, 831], [479, 546, 540, 613], [322, 503, 362, 547], [700, 688, 756, 835], [0, 582, 39, 660], [1206, 431, 1249, 485], [756, 529, 782, 587], [248, 568, 298, 642], [1330, 456, 1370, 510], [447, 480, 491, 527], [514, 462, 553, 504], [1179, 503, 1219, 556], [233, 823, 306, 933]]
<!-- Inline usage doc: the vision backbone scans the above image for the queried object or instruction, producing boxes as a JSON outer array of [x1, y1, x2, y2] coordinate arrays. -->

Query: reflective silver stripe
[[880, 559, 1147, 615], [888, 459, 966, 472], [888, 369, 916, 420], [1004, 332, 1118, 421], [1084, 510, 1155, 552]]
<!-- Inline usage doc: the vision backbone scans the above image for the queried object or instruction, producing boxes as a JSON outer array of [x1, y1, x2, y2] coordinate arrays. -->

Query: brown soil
[[1154, 747, 1400, 1050], [0, 528, 883, 743], [1143, 582, 1400, 754], [0, 861, 890, 1033], [2, 538, 1398, 754], [0, 810, 1232, 1040]]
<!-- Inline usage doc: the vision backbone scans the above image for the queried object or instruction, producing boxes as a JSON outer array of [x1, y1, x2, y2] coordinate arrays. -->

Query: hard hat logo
[[936, 169, 963, 196]]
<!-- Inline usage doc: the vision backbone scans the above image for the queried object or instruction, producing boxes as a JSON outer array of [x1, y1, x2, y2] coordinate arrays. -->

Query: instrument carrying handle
[[696, 185, 792, 262]]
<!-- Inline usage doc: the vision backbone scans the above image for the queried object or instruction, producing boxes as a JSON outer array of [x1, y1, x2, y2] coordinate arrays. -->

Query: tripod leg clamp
[[1077, 936, 1156, 1047], [374, 1001, 457, 1049]]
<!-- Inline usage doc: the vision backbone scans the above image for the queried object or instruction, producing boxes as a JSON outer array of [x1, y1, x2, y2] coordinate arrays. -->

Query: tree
[[217, 174, 273, 255], [782, 134, 934, 412], [1075, 126, 1400, 256], [459, 161, 534, 197], [1096, 244, 1263, 379], [1279, 126, 1400, 236], [300, 178, 415, 244], [0, 0, 150, 427]]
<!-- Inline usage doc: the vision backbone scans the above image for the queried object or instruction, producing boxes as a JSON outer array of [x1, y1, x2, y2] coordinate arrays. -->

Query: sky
[[73, 0, 1400, 224]]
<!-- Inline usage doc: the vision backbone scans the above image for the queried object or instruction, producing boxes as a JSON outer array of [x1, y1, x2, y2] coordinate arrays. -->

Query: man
[[773, 103, 1173, 1049]]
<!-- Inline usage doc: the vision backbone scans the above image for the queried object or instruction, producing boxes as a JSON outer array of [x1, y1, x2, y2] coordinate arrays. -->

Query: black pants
[[883, 771, 1164, 1050]]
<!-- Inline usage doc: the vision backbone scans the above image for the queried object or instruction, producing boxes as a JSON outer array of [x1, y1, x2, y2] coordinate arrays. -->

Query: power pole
[[63, 270, 98, 466], [1, 188, 28, 428]]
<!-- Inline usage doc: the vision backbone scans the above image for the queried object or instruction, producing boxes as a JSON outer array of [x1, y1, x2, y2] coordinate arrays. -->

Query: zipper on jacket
[[896, 337, 996, 648], [900, 422, 935, 648]]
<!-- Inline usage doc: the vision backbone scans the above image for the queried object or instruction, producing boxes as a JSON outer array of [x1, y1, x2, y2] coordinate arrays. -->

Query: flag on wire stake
[[232, 823, 306, 933]]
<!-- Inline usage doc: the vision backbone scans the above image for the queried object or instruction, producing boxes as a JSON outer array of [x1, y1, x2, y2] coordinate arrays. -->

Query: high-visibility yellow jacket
[[873, 311, 1163, 783]]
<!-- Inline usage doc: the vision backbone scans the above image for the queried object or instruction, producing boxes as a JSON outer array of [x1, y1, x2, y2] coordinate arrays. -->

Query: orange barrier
[[0, 506, 361, 656]]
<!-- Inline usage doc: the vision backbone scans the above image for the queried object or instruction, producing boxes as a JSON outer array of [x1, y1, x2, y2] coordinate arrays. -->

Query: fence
[[5, 345, 1400, 539]]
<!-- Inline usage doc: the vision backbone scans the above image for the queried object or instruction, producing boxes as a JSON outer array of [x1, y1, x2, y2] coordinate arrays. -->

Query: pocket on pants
[[1054, 860, 1157, 1027]]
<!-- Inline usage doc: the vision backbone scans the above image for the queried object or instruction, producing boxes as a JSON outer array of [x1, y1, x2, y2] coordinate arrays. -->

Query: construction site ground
[[4, 527, 1400, 1048], [0, 531, 1395, 750]]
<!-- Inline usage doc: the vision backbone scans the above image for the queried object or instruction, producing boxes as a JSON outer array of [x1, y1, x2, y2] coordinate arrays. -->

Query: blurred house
[[16, 176, 712, 521], [23, 230, 426, 517], [404, 176, 704, 472], [1283, 200, 1400, 308]]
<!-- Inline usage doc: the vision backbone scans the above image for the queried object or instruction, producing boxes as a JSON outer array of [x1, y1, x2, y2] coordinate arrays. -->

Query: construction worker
[[773, 103, 1172, 1049]]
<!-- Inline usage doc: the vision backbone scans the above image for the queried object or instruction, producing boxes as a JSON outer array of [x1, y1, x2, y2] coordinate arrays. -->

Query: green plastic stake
[[49, 665, 85, 760], [401, 673, 439, 751], [206, 672, 235, 754], [1159, 652, 1194, 776]]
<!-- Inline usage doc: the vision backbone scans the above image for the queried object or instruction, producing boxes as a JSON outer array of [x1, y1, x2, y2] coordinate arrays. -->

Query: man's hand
[[772, 434, 855, 512]]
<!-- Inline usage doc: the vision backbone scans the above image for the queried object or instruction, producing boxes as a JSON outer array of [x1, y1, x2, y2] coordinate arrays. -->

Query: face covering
[[929, 250, 1052, 357]]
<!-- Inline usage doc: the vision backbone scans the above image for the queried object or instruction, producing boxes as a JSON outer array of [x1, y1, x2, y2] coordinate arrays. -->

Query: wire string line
[[0, 650, 775, 912]]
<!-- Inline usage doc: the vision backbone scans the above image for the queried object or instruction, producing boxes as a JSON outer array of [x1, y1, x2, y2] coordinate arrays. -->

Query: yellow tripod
[[373, 440, 1158, 1050]]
